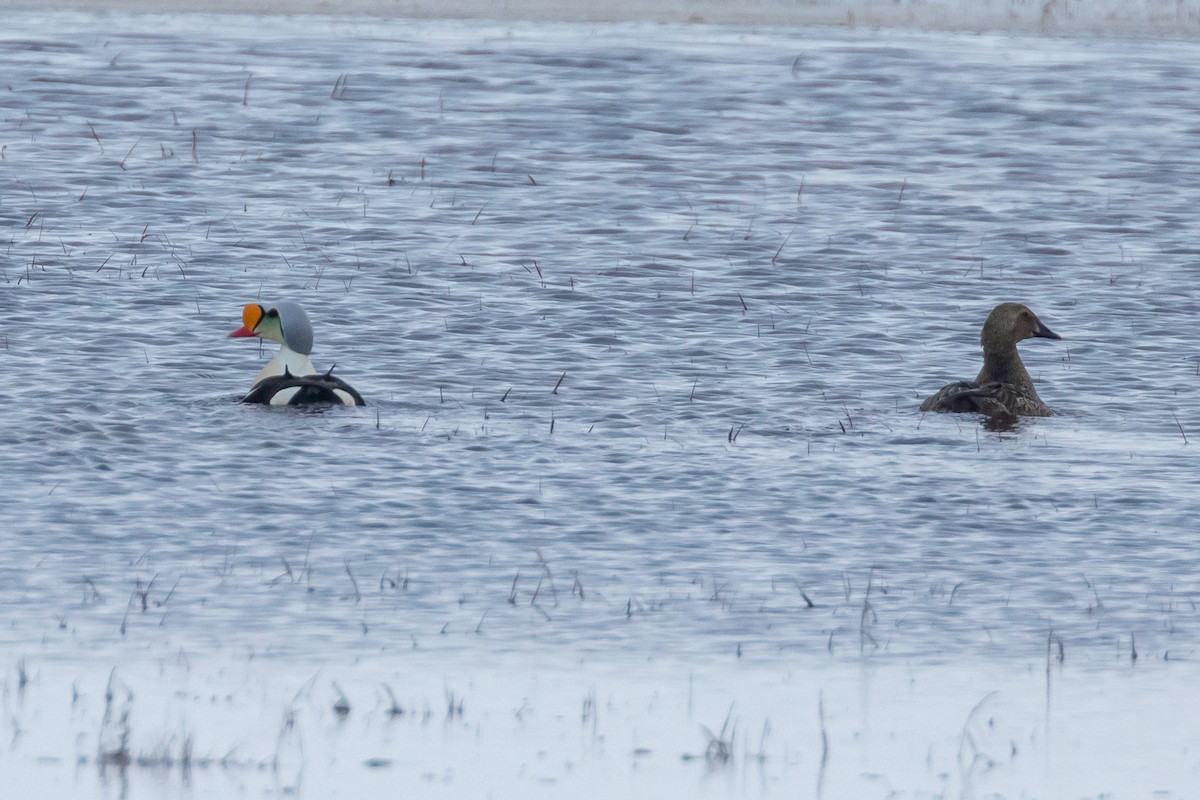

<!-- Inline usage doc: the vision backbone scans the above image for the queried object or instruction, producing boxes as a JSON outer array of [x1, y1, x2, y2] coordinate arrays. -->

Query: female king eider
[[919, 302, 1061, 419], [228, 300, 365, 406]]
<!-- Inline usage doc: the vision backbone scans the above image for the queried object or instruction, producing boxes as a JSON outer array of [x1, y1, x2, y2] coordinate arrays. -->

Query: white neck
[[254, 344, 315, 386]]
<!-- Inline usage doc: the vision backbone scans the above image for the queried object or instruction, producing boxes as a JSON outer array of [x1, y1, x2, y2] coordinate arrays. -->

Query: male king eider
[[229, 300, 365, 406], [919, 302, 1061, 419]]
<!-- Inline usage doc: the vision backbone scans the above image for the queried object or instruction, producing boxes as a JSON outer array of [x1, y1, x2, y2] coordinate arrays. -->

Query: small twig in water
[[818, 691, 829, 775], [1171, 412, 1188, 444], [772, 229, 794, 265], [345, 562, 361, 603], [87, 121, 104, 153], [332, 683, 351, 718], [118, 136, 142, 171]]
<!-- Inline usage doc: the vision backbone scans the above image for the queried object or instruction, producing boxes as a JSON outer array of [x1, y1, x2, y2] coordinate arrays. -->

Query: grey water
[[2, 12, 1200, 798]]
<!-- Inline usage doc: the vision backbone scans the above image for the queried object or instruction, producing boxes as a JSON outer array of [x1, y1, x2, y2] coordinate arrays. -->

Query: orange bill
[[228, 303, 264, 338]]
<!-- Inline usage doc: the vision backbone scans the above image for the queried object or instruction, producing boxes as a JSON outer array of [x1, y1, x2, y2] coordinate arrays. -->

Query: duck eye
[[265, 308, 279, 318]]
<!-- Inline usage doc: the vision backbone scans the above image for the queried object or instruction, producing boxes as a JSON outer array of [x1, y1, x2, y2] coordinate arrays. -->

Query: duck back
[[920, 380, 1052, 417], [242, 367, 366, 407]]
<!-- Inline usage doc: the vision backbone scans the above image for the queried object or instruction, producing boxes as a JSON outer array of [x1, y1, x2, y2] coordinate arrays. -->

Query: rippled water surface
[[2, 12, 1200, 797]]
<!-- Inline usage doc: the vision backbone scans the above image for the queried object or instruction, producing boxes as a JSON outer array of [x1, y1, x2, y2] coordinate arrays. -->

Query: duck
[[228, 300, 365, 406], [919, 302, 1061, 419]]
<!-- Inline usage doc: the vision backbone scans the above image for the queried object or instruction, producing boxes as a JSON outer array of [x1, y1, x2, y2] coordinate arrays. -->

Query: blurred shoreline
[[0, 0, 1198, 36]]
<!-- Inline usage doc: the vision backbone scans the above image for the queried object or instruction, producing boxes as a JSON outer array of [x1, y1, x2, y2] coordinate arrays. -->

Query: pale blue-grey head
[[273, 299, 314, 355]]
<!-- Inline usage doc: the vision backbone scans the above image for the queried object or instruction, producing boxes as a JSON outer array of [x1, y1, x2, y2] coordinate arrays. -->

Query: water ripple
[[2, 14, 1200, 673]]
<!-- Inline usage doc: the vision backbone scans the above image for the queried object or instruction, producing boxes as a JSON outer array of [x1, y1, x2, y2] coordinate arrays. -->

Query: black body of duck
[[241, 365, 366, 406], [920, 303, 1061, 418], [228, 300, 366, 406]]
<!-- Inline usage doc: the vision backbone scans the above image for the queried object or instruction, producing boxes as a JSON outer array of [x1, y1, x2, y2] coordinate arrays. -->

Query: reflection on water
[[1, 12, 1199, 797], [8, 655, 1200, 799]]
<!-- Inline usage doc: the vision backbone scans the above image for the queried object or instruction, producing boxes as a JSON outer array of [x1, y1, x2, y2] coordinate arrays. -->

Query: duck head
[[980, 303, 1061, 353], [228, 300, 314, 355]]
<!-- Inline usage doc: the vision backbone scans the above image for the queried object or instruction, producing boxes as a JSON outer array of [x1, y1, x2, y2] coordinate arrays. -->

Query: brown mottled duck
[[920, 303, 1062, 419]]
